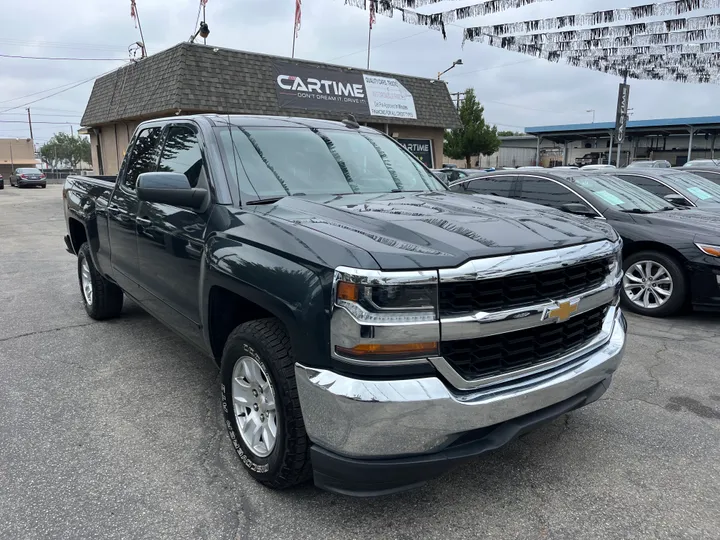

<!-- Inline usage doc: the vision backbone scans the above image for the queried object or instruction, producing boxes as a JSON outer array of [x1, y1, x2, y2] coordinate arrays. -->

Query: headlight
[[696, 243, 720, 257], [332, 267, 439, 362]]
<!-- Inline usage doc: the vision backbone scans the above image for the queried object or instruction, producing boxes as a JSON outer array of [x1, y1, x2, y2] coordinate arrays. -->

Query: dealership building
[[80, 42, 461, 175]]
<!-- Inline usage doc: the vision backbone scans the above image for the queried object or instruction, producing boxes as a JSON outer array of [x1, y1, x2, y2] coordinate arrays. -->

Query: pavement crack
[[600, 396, 667, 412], [646, 342, 669, 391], [0, 321, 98, 343]]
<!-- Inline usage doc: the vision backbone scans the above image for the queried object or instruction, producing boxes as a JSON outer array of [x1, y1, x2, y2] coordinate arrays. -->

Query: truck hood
[[252, 192, 616, 270]]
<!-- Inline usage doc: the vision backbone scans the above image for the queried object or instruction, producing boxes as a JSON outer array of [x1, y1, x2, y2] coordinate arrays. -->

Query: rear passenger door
[[135, 123, 209, 345], [107, 125, 163, 292]]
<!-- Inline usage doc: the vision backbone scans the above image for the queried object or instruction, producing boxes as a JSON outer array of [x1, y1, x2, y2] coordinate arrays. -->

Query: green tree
[[40, 133, 91, 170], [498, 130, 524, 137], [444, 89, 501, 168]]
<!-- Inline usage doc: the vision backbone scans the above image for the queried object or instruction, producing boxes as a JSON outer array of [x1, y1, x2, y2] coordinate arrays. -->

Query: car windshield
[[218, 125, 445, 201], [684, 160, 719, 167], [662, 171, 720, 202], [569, 174, 673, 212], [19, 168, 41, 174]]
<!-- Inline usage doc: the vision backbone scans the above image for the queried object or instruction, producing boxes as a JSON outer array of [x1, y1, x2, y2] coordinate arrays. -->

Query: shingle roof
[[82, 42, 460, 129]]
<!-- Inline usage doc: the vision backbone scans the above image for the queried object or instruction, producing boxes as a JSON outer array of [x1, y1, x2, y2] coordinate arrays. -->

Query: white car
[[582, 164, 617, 170]]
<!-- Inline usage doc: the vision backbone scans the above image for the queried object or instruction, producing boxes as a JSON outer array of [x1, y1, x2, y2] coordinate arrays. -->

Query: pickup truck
[[63, 114, 626, 496]]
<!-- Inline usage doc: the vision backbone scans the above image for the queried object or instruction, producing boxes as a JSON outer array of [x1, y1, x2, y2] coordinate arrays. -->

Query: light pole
[[438, 59, 463, 80], [587, 109, 595, 123]]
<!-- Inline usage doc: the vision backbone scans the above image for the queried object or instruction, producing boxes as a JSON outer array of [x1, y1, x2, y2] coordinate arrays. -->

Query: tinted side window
[[517, 176, 583, 209], [463, 177, 515, 198], [158, 126, 205, 188], [124, 127, 162, 190], [692, 171, 720, 185], [617, 174, 675, 198]]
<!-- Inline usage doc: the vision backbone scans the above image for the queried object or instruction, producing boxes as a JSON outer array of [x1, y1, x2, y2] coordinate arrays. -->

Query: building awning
[[525, 116, 720, 142]]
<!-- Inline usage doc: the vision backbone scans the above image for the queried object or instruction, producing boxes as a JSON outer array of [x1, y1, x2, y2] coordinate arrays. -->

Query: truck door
[[135, 124, 208, 345], [107, 126, 163, 293]]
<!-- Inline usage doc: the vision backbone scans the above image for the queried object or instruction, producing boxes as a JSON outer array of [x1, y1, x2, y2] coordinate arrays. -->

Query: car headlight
[[332, 267, 439, 362], [696, 243, 720, 257]]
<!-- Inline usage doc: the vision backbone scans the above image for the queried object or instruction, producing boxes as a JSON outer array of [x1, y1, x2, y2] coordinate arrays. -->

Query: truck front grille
[[438, 258, 610, 316], [439, 305, 608, 380]]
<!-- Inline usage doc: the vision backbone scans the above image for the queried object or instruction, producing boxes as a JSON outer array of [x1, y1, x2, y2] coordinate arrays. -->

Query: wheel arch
[[622, 240, 688, 267]]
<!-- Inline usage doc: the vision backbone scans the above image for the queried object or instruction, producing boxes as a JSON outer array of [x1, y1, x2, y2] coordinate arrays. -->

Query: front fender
[[201, 235, 331, 368]]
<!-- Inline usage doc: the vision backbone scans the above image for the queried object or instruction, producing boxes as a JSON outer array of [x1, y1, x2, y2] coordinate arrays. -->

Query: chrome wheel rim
[[80, 258, 93, 305], [623, 261, 673, 309], [231, 356, 277, 458]]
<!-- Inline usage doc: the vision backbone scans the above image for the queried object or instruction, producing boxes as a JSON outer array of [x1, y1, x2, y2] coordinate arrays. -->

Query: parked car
[[449, 170, 720, 317], [0, 173, 4, 190], [575, 152, 603, 166], [626, 160, 671, 169], [63, 114, 625, 496], [678, 167, 720, 186], [582, 164, 617, 171], [607, 168, 720, 211], [430, 169, 450, 185], [10, 167, 46, 188], [682, 159, 720, 168]]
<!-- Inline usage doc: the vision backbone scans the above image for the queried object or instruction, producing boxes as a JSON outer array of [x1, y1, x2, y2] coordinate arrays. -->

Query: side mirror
[[137, 172, 207, 210], [560, 203, 597, 217], [663, 193, 692, 207]]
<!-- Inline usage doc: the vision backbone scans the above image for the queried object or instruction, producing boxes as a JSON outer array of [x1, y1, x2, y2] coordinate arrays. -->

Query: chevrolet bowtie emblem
[[544, 300, 580, 323]]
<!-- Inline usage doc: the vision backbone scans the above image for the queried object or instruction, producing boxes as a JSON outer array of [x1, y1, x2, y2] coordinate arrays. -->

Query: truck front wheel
[[220, 318, 312, 489], [77, 243, 124, 320]]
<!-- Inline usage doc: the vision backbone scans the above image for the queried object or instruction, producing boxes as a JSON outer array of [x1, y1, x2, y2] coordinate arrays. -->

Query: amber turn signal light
[[696, 243, 720, 257], [336, 342, 438, 359], [337, 281, 359, 302]]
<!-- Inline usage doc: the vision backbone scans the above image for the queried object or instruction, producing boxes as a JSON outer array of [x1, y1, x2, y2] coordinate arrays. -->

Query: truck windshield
[[217, 126, 445, 201], [569, 175, 673, 213]]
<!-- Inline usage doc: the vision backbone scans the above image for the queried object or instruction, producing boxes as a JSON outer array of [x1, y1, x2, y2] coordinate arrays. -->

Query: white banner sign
[[362, 75, 417, 119]]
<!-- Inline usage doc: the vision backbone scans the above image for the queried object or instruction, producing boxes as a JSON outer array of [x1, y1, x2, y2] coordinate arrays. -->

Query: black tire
[[41, 184, 47, 189], [621, 251, 687, 317], [220, 318, 312, 489], [77, 243, 124, 320]]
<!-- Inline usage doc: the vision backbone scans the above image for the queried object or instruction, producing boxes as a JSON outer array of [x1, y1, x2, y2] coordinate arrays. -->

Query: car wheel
[[77, 243, 124, 320], [220, 318, 312, 489], [41, 184, 47, 189], [621, 251, 686, 317]]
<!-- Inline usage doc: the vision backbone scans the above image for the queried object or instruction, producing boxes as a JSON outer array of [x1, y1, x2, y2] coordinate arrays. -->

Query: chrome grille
[[439, 305, 608, 380], [438, 257, 611, 315]]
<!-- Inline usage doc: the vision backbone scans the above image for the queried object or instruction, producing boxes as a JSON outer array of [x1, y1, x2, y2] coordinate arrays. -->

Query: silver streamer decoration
[[470, 0, 720, 37], [339, 0, 720, 83]]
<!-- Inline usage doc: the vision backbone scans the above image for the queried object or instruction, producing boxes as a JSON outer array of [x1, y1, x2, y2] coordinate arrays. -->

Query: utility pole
[[70, 125, 74, 137], [203, 1, 207, 44], [26, 108, 34, 141], [451, 92, 466, 109]]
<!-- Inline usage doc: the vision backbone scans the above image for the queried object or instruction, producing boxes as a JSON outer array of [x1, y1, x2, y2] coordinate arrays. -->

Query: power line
[[328, 28, 433, 62], [0, 38, 127, 52], [0, 53, 126, 62], [0, 66, 124, 113], [0, 112, 81, 118], [0, 120, 80, 125]]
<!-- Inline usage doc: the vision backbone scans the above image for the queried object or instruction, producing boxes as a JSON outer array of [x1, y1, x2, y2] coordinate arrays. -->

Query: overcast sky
[[1, 0, 718, 145]]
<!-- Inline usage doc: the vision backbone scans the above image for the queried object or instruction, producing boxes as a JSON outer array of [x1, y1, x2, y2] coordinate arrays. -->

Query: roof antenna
[[342, 114, 360, 129]]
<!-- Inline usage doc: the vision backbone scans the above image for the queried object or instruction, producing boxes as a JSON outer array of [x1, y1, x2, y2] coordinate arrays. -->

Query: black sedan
[[0, 173, 4, 190], [607, 168, 720, 211], [449, 170, 720, 317]]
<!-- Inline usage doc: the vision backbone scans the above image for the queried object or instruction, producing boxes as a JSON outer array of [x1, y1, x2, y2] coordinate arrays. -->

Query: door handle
[[136, 217, 152, 227]]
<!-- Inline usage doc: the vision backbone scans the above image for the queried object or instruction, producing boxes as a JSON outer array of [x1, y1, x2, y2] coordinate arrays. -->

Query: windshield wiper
[[619, 208, 656, 214], [246, 197, 286, 205]]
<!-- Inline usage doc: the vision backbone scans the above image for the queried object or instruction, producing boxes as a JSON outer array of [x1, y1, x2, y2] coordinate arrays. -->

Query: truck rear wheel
[[220, 318, 312, 489], [77, 243, 124, 320]]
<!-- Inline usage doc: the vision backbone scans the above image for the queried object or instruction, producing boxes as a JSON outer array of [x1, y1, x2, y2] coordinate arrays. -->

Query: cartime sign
[[398, 138, 433, 167], [273, 60, 417, 120]]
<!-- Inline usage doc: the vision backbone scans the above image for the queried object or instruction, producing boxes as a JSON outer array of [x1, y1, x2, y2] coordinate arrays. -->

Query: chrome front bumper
[[296, 309, 625, 459]]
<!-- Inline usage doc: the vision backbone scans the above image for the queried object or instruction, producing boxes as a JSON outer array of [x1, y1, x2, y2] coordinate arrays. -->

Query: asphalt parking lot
[[1, 185, 719, 540]]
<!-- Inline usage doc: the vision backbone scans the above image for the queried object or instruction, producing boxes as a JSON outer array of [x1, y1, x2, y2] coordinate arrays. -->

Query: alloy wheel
[[231, 356, 278, 458], [80, 258, 93, 305], [623, 260, 673, 309]]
